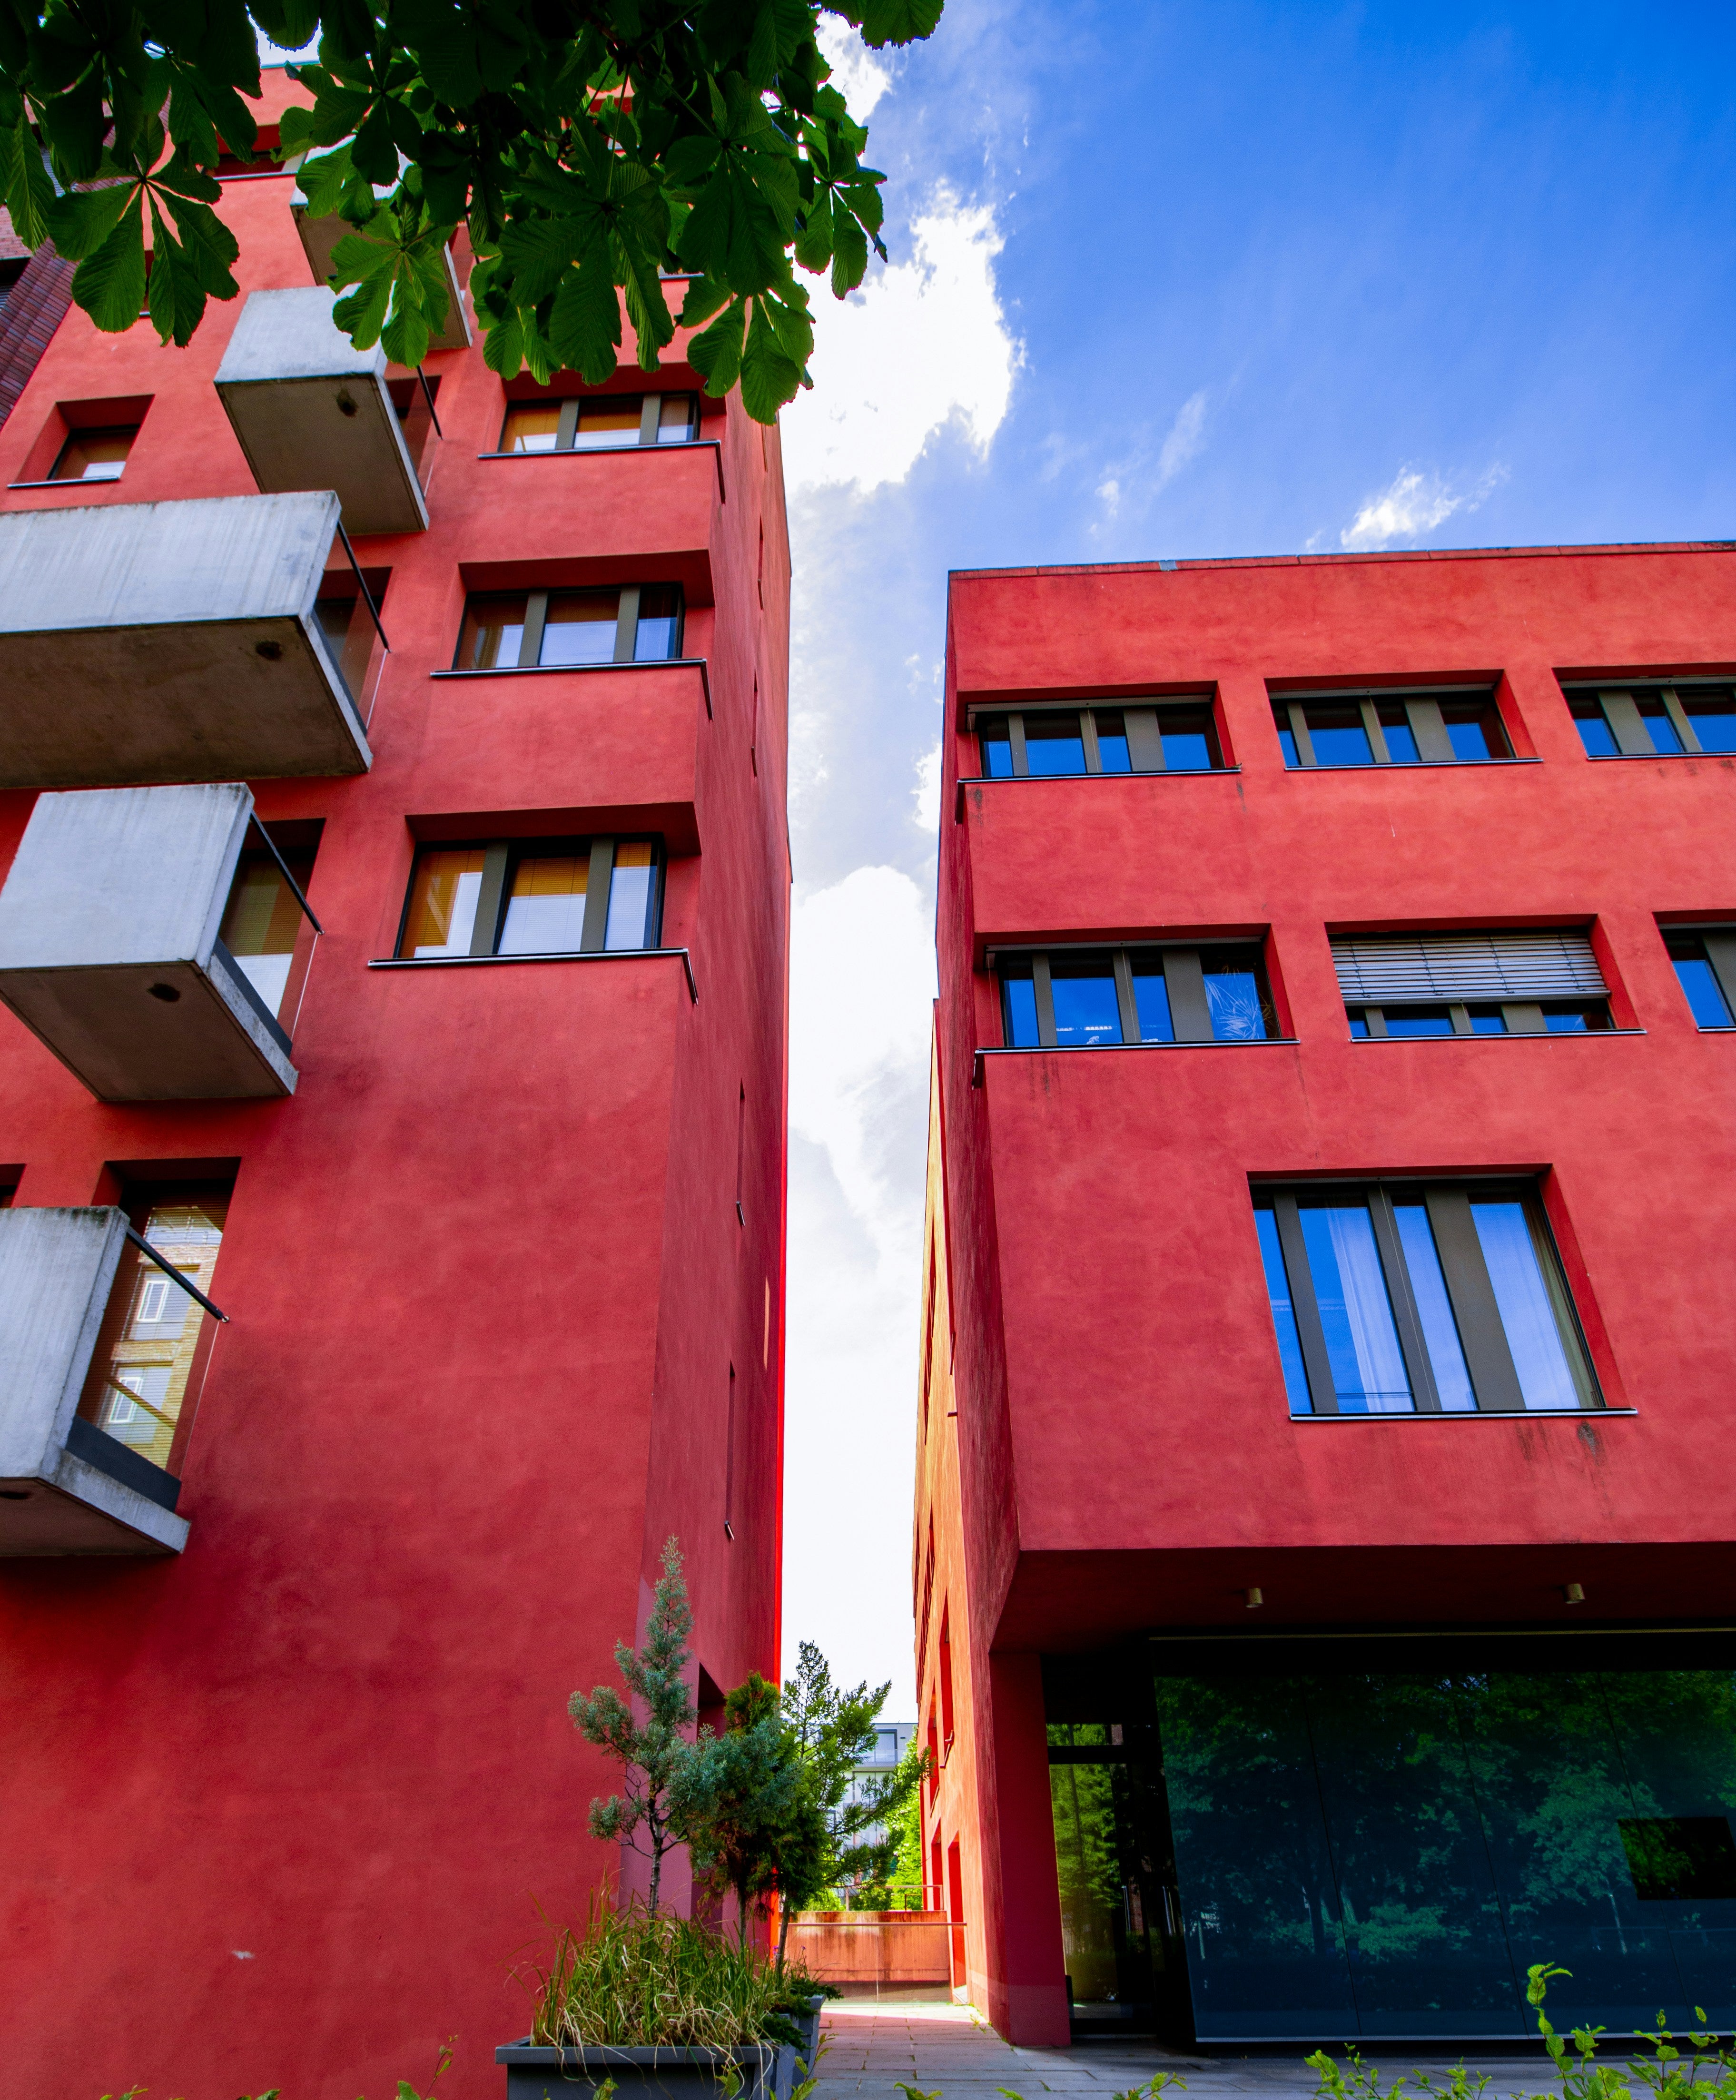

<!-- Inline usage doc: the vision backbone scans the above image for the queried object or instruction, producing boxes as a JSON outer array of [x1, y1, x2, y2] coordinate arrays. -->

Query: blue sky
[[778, 0, 1736, 1715]]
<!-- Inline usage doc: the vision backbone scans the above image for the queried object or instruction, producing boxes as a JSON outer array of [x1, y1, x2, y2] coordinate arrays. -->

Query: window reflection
[[1049, 955, 1121, 1046], [541, 590, 620, 667], [1297, 1202, 1413, 1413], [1470, 1198, 1587, 1410], [1024, 715, 1087, 776], [605, 841, 656, 949], [401, 847, 485, 957], [458, 593, 528, 670], [499, 853, 589, 954], [501, 404, 562, 453]]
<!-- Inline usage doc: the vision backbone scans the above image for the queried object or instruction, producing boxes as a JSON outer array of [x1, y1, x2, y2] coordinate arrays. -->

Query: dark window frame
[[995, 939, 1280, 1048], [1272, 686, 1514, 769], [1662, 923, 1736, 1029], [1350, 998, 1614, 1038], [1567, 681, 1736, 760], [1254, 1176, 1603, 1419], [491, 391, 701, 455], [451, 584, 685, 671], [394, 834, 665, 960], [970, 698, 1226, 778], [47, 422, 141, 483]]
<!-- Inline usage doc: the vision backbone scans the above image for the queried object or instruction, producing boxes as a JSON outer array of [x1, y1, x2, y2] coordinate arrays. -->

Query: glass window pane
[[1049, 955, 1121, 1046], [499, 851, 589, 954], [1385, 1008, 1454, 1037], [1297, 1202, 1413, 1412], [571, 397, 644, 446], [1024, 715, 1086, 775], [219, 851, 307, 1014], [1572, 704, 1618, 757], [49, 427, 134, 481], [1203, 953, 1272, 1041], [1637, 697, 1684, 754], [1254, 1206, 1312, 1413], [500, 404, 562, 452], [459, 594, 528, 670], [1093, 710, 1131, 772], [604, 841, 656, 950], [1441, 702, 1508, 760], [1378, 708, 1420, 763], [1304, 707, 1373, 766], [634, 583, 683, 661], [1682, 693, 1736, 753], [541, 590, 619, 666], [76, 1193, 228, 1472], [1669, 943, 1735, 1028], [1348, 1011, 1369, 1038], [1466, 1006, 1507, 1034], [1276, 720, 1300, 767], [1161, 726, 1214, 769], [979, 718, 1014, 777], [400, 847, 486, 957], [1470, 1199, 1583, 1410], [1001, 966, 1039, 1047], [1130, 956, 1173, 1042], [1393, 1203, 1477, 1411], [656, 394, 699, 441]]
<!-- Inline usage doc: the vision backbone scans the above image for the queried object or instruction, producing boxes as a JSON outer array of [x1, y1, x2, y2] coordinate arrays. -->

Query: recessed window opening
[[497, 393, 700, 454], [976, 699, 1223, 777], [75, 1182, 232, 1478], [1334, 931, 1614, 1038], [1273, 687, 1510, 768], [1568, 682, 1736, 759], [1664, 927, 1736, 1030], [1254, 1179, 1600, 1418], [998, 942, 1277, 1048], [49, 424, 138, 483], [397, 836, 663, 959], [217, 821, 322, 1040], [455, 584, 683, 669]]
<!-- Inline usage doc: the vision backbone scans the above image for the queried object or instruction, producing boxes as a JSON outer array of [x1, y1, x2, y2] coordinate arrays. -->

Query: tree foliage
[[0, 0, 944, 409], [568, 1534, 705, 1916], [684, 1669, 806, 1942]]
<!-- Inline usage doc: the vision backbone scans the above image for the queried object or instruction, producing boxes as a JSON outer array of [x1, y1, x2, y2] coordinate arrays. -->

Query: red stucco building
[[919, 544, 1736, 2049], [0, 70, 790, 2098]]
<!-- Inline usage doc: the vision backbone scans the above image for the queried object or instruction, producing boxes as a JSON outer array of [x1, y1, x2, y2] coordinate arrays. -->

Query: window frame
[[1566, 681, 1736, 760], [1253, 1177, 1604, 1419], [393, 834, 665, 961], [490, 391, 702, 455], [1349, 998, 1614, 1038], [1661, 923, 1736, 1030], [1272, 685, 1515, 769], [46, 422, 140, 483], [994, 939, 1281, 1048], [968, 697, 1227, 778], [450, 584, 685, 671]]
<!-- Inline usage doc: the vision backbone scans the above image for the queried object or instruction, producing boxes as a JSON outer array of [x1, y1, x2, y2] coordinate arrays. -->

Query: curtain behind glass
[[1471, 1200, 1582, 1410], [1299, 1203, 1412, 1412]]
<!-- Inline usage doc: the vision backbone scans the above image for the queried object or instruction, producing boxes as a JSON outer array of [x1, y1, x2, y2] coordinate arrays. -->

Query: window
[[216, 821, 321, 1035], [1664, 927, 1736, 1029], [1568, 682, 1736, 759], [314, 579, 388, 706], [1253, 1180, 1600, 1416], [396, 837, 662, 959], [1273, 688, 1510, 768], [1333, 931, 1614, 1038], [998, 943, 1277, 1048], [497, 392, 700, 454], [975, 700, 1223, 777], [454, 585, 683, 669], [48, 425, 138, 482], [74, 1184, 230, 1477]]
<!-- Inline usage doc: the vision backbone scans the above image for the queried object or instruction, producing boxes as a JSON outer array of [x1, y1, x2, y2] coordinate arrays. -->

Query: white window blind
[[1332, 932, 1605, 1004]]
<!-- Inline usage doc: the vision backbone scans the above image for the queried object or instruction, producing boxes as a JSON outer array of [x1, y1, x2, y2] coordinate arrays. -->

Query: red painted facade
[[920, 544, 1736, 2043], [0, 71, 790, 2099]]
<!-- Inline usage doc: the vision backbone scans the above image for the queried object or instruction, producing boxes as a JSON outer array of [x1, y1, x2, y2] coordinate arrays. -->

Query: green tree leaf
[[71, 202, 147, 332], [145, 197, 207, 345], [549, 244, 622, 383]]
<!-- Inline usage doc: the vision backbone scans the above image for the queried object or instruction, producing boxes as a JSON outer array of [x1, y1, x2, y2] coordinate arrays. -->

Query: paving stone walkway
[[811, 1999, 1567, 2100]]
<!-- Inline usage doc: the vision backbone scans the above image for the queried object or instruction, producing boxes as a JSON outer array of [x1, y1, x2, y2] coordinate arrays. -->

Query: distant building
[[840, 1719, 917, 1859]]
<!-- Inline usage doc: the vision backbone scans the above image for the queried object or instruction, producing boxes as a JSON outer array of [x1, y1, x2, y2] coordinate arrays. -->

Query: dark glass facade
[[1047, 1655, 1736, 2043]]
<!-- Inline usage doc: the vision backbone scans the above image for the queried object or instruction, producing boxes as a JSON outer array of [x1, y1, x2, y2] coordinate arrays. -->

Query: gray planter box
[[794, 1998, 824, 2076], [496, 2042, 795, 2100]]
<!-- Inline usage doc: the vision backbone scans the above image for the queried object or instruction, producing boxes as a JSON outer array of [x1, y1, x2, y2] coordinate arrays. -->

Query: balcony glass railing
[[214, 819, 321, 1052], [75, 1195, 229, 1479]]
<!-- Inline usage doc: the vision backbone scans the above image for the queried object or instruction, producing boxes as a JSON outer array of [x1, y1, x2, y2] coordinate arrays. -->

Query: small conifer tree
[[568, 1536, 702, 1917]]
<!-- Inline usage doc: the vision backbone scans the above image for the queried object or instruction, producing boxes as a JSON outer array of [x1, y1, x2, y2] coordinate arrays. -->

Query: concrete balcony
[[291, 188, 472, 351], [216, 287, 429, 536], [0, 782, 311, 1100], [0, 490, 373, 787], [0, 1208, 194, 1554]]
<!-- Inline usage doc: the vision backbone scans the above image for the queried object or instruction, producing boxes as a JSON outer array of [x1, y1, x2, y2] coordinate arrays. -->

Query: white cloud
[[1092, 387, 1210, 527], [1340, 462, 1509, 550], [781, 187, 1021, 497], [911, 741, 942, 834], [1157, 389, 1209, 485], [815, 16, 892, 119]]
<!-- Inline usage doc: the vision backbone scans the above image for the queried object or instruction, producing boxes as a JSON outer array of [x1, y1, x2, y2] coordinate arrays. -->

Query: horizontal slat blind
[[1332, 932, 1605, 1002]]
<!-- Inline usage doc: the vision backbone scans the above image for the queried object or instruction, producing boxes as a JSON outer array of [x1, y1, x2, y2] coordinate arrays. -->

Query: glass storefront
[[1147, 1666, 1736, 2041]]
